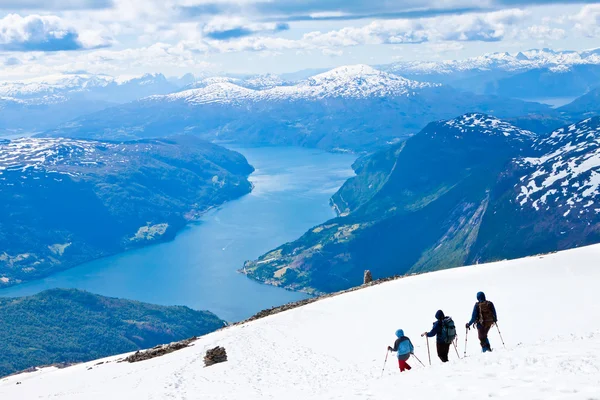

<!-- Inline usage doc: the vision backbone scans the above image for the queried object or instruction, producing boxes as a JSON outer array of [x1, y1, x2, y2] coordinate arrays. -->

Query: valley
[[0, 146, 356, 322]]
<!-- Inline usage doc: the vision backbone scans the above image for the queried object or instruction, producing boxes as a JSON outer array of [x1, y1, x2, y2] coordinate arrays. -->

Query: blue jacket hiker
[[466, 291, 497, 353], [387, 329, 414, 372], [421, 310, 451, 362]]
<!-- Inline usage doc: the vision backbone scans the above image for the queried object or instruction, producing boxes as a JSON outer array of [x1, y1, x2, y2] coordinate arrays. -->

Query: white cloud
[[0, 14, 111, 51], [571, 4, 600, 38]]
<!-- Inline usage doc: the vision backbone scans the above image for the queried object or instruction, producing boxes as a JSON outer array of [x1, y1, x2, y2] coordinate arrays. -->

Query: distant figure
[[363, 270, 373, 284], [466, 291, 497, 353], [388, 329, 414, 372], [422, 310, 453, 362]]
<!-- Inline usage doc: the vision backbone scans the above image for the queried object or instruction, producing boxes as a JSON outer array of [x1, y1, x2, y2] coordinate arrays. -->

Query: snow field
[[2, 244, 600, 399]]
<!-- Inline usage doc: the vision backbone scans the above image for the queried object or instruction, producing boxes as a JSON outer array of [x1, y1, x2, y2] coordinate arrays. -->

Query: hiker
[[421, 310, 455, 363], [466, 291, 497, 353], [387, 329, 414, 372]]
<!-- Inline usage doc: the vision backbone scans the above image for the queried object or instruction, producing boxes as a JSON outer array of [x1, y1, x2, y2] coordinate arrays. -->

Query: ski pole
[[453, 339, 461, 359], [425, 336, 431, 366], [380, 349, 389, 377], [411, 353, 425, 367], [464, 327, 469, 357], [495, 323, 506, 348]]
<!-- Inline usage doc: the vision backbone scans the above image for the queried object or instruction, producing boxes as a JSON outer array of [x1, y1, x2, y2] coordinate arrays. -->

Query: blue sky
[[0, 0, 599, 79]]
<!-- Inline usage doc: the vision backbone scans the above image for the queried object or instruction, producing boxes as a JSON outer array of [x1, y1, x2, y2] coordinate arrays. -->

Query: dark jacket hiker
[[466, 291, 497, 353], [422, 310, 453, 363], [388, 329, 414, 372]]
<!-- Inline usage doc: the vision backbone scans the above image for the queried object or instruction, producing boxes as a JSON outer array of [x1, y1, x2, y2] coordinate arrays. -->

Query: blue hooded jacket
[[468, 292, 497, 328], [426, 310, 446, 343], [391, 329, 414, 359]]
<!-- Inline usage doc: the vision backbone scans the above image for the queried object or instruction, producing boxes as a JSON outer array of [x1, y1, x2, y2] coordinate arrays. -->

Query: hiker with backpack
[[387, 329, 415, 372], [466, 291, 497, 353], [421, 310, 456, 363]]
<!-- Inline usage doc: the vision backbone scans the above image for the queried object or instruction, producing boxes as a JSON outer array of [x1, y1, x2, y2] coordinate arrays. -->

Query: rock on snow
[[1, 244, 600, 399]]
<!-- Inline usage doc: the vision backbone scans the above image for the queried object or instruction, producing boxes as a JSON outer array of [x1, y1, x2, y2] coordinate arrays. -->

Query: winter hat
[[435, 310, 445, 320], [477, 292, 486, 301], [395, 329, 404, 338]]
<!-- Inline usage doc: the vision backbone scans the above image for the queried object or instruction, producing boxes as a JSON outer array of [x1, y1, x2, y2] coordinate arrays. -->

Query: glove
[[421, 332, 428, 337], [387, 346, 392, 352], [465, 323, 470, 330]]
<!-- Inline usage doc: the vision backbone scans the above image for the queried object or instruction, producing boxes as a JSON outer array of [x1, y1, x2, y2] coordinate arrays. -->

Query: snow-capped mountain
[[0, 136, 253, 288], [0, 73, 180, 134], [166, 65, 438, 104], [382, 48, 600, 76], [0, 73, 176, 103], [180, 74, 287, 92], [380, 48, 600, 99], [2, 243, 599, 399], [50, 65, 550, 151]]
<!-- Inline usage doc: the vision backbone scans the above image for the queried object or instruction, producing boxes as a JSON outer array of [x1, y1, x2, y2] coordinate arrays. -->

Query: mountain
[[485, 64, 600, 99], [46, 65, 551, 152], [0, 289, 225, 377], [244, 115, 600, 294], [470, 117, 600, 262], [0, 73, 178, 135], [0, 136, 254, 287], [1, 244, 599, 398], [243, 114, 537, 293], [380, 48, 600, 99], [557, 87, 600, 119]]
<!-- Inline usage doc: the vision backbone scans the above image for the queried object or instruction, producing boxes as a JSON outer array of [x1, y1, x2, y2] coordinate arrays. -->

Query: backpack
[[440, 317, 457, 344], [397, 337, 414, 357], [478, 301, 495, 324]]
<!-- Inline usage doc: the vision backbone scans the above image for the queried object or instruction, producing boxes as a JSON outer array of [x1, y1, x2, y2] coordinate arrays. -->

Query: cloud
[[176, 0, 600, 22], [3, 56, 22, 66], [201, 17, 290, 40], [296, 9, 529, 50], [0, 14, 111, 52], [570, 4, 600, 37], [0, 0, 113, 10]]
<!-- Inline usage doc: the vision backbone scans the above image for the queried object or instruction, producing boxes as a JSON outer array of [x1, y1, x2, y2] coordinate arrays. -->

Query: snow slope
[[2, 245, 600, 399]]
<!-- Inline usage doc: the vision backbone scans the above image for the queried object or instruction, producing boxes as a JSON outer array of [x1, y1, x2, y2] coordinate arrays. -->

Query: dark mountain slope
[[243, 114, 535, 293], [0, 289, 224, 377]]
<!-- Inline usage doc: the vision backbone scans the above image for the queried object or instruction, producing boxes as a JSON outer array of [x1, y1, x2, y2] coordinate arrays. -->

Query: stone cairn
[[204, 346, 228, 367], [364, 270, 373, 284]]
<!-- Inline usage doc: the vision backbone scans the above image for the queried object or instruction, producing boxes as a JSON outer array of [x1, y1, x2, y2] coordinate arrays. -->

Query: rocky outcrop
[[122, 337, 198, 363], [363, 270, 373, 284], [204, 347, 228, 367]]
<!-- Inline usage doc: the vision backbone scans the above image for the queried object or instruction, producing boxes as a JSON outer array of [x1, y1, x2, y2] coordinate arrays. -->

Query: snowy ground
[[2, 245, 600, 399]]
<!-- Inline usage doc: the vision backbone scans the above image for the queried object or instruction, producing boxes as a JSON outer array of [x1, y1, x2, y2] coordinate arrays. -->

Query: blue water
[[0, 146, 356, 322]]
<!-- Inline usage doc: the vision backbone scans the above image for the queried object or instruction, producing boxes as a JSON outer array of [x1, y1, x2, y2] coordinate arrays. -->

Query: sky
[[0, 0, 600, 80]]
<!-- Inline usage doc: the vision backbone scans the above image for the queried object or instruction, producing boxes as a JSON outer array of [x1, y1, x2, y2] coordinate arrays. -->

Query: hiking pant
[[398, 359, 411, 372], [478, 322, 493, 349], [436, 341, 450, 363]]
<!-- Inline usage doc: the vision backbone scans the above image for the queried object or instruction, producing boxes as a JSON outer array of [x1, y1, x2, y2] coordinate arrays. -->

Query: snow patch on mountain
[[1, 244, 599, 399], [440, 113, 535, 140], [517, 117, 600, 212], [0, 137, 138, 178]]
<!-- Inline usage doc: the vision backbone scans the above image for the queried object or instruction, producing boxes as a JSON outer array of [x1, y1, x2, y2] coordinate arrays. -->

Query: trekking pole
[[380, 350, 389, 377], [453, 339, 461, 359], [425, 336, 431, 366], [411, 353, 426, 367], [495, 323, 506, 349], [464, 327, 469, 357]]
